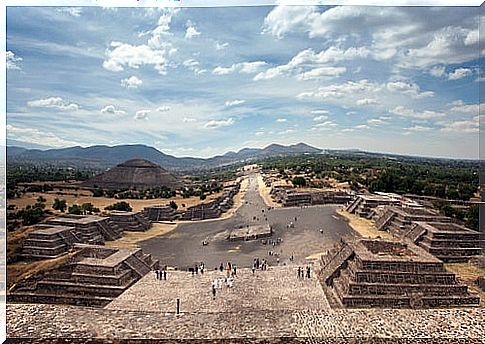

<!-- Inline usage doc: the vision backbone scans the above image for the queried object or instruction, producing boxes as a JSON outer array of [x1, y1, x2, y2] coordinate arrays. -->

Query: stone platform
[[227, 224, 273, 241], [8, 244, 158, 307], [108, 210, 152, 232], [319, 238, 480, 308], [46, 215, 121, 243], [22, 225, 79, 260], [6, 266, 484, 341]]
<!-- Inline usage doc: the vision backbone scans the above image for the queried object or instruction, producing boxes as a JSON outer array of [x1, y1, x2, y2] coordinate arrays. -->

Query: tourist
[[211, 281, 216, 300], [195, 264, 199, 275], [276, 257, 280, 265], [297, 267, 301, 279], [226, 264, 231, 278], [233, 266, 237, 276], [200, 262, 205, 274], [155, 269, 160, 280], [219, 263, 224, 272], [306, 266, 311, 279], [163, 270, 167, 280], [252, 265, 255, 274]]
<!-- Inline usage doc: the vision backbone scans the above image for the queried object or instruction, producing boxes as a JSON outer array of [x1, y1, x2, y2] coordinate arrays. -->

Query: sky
[[6, 5, 484, 159]]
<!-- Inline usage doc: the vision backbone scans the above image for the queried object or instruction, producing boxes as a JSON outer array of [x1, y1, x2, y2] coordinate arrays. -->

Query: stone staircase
[[319, 238, 480, 309], [345, 197, 362, 214], [22, 225, 80, 260], [9, 245, 159, 307]]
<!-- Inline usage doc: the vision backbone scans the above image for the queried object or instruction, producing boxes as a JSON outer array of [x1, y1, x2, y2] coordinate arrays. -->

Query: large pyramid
[[82, 159, 181, 190]]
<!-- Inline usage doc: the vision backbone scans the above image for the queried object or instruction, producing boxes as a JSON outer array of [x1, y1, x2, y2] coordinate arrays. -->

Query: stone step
[[24, 238, 66, 248], [420, 235, 481, 248], [37, 280, 129, 297], [346, 282, 468, 296], [7, 292, 114, 307], [70, 269, 135, 286]]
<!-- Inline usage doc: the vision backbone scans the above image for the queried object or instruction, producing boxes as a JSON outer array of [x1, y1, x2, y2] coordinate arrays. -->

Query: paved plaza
[[7, 266, 484, 341]]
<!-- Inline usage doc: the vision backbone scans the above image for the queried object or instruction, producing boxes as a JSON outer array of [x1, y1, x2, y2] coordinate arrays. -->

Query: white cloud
[[7, 124, 82, 148], [204, 118, 235, 129], [341, 128, 354, 133], [311, 110, 329, 115], [156, 106, 171, 112], [255, 47, 367, 81], [449, 100, 479, 115], [215, 41, 229, 50], [183, 117, 196, 123], [440, 116, 479, 133], [429, 65, 446, 77], [6, 51, 22, 70], [56, 7, 82, 17], [386, 81, 434, 98], [103, 38, 175, 74], [225, 99, 245, 107], [134, 110, 150, 120], [100, 105, 125, 115], [27, 97, 79, 111], [313, 115, 328, 122], [213, 61, 267, 75], [276, 118, 287, 123], [297, 66, 346, 80], [312, 121, 337, 130], [390, 106, 445, 119], [448, 67, 472, 80], [405, 125, 433, 132], [354, 124, 370, 130], [185, 21, 201, 39], [121, 75, 143, 89], [297, 80, 381, 100], [367, 118, 387, 125], [356, 98, 378, 106]]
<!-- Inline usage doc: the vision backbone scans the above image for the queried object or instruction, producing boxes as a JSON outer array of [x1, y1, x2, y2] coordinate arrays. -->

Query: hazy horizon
[[6, 6, 483, 159]]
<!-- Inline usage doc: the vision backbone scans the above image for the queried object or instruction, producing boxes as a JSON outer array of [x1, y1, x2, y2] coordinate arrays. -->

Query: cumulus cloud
[[276, 118, 287, 123], [204, 118, 235, 129], [386, 81, 434, 98], [183, 59, 206, 75], [313, 115, 328, 122], [27, 97, 79, 111], [367, 118, 387, 125], [6, 51, 22, 70], [390, 106, 445, 119], [448, 100, 479, 114], [103, 42, 171, 74], [121, 75, 143, 89], [185, 20, 201, 39], [354, 124, 370, 130], [311, 110, 329, 115], [225, 100, 245, 107], [448, 67, 473, 80], [134, 110, 150, 120], [183, 117, 196, 122], [213, 61, 267, 75], [7, 124, 82, 148], [262, 6, 482, 69], [100, 105, 125, 115], [312, 121, 337, 130], [440, 116, 479, 133], [297, 80, 381, 100], [429, 65, 446, 77], [405, 125, 433, 132], [255, 47, 366, 81]]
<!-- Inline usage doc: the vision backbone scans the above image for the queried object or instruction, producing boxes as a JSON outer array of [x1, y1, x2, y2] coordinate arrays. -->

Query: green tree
[[52, 198, 67, 212], [105, 201, 132, 212], [292, 176, 307, 187], [465, 204, 479, 230], [169, 200, 178, 210], [68, 204, 84, 215]]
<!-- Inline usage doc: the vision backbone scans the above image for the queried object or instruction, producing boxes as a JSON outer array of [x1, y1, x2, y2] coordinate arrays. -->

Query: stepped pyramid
[[82, 158, 181, 190], [319, 238, 479, 308]]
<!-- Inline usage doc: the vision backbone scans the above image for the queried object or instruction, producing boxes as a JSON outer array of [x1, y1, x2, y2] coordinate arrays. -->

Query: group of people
[[297, 266, 311, 279], [155, 268, 168, 280], [219, 261, 237, 278], [189, 262, 205, 276], [211, 262, 237, 299], [252, 257, 268, 273]]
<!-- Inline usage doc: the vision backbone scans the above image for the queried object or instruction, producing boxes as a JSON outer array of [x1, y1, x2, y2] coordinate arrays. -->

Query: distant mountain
[[7, 142, 323, 170]]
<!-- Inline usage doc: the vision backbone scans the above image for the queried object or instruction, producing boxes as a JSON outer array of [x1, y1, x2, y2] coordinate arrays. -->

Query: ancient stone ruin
[[9, 244, 158, 307], [46, 214, 122, 243], [374, 206, 451, 238], [143, 205, 177, 221], [82, 158, 181, 190], [404, 222, 482, 262], [346, 194, 401, 218], [227, 224, 272, 241], [22, 225, 79, 260], [271, 188, 353, 207], [107, 210, 152, 232], [318, 238, 480, 309]]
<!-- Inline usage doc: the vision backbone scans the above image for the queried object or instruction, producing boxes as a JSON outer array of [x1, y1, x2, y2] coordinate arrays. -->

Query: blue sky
[[6, 5, 483, 159]]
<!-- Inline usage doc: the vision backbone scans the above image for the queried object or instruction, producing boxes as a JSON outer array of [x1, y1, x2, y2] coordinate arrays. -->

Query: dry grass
[[8, 189, 224, 213], [105, 222, 179, 249], [445, 262, 485, 307], [7, 252, 76, 290], [7, 226, 39, 264], [337, 209, 392, 240]]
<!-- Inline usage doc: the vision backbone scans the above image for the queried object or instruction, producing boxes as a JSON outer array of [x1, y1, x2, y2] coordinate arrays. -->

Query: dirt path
[[256, 174, 281, 208]]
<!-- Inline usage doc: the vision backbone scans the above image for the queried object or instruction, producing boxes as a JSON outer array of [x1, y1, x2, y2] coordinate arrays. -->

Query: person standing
[[297, 267, 301, 279], [219, 263, 224, 272], [163, 269, 167, 280], [306, 266, 311, 279], [212, 281, 217, 300]]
